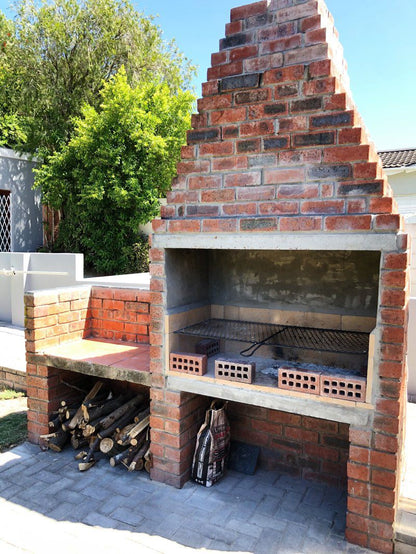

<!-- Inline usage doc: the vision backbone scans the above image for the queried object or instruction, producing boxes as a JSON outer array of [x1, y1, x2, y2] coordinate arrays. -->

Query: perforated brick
[[195, 338, 220, 357], [320, 374, 366, 402], [169, 352, 207, 375], [278, 366, 321, 395], [215, 358, 255, 383]]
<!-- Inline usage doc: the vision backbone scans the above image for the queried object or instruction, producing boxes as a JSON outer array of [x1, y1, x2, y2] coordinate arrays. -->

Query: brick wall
[[89, 287, 151, 343], [25, 285, 151, 443], [228, 402, 349, 488]]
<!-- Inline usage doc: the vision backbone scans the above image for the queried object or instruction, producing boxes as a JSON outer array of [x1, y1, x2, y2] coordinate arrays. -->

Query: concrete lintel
[[167, 375, 372, 426], [153, 232, 398, 252], [35, 354, 151, 387]]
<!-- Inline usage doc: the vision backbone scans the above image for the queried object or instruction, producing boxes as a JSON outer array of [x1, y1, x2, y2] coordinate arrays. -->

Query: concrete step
[[395, 498, 416, 553]]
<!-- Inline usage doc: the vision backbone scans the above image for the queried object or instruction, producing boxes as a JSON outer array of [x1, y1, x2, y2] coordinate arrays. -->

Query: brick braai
[[149, 1, 409, 553]]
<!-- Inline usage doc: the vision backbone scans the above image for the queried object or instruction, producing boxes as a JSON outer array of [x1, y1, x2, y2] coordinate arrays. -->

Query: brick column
[[25, 286, 91, 443]]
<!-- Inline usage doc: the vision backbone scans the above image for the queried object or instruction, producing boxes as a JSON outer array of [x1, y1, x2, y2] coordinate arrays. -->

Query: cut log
[[78, 459, 96, 472], [128, 440, 150, 471], [48, 428, 70, 452], [71, 434, 89, 450], [114, 423, 136, 446], [144, 460, 152, 473], [67, 381, 104, 430], [99, 395, 144, 431], [109, 448, 131, 468], [81, 394, 125, 424], [99, 437, 114, 454], [125, 415, 150, 441]]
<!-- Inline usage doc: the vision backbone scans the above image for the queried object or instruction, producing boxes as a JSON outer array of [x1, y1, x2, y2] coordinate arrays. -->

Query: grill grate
[[175, 318, 369, 355]]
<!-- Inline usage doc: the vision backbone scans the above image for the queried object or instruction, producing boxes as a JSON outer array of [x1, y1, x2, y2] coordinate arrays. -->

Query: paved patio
[[0, 442, 375, 554]]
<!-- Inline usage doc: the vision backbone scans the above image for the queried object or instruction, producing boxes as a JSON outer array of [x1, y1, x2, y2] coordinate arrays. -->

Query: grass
[[0, 389, 25, 401], [0, 412, 27, 452], [0, 389, 27, 452]]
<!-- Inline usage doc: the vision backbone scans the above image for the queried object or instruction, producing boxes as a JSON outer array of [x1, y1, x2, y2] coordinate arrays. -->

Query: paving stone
[[229, 498, 259, 519], [257, 495, 282, 516], [153, 513, 184, 538], [279, 490, 303, 511], [120, 490, 153, 509], [84, 512, 118, 528], [232, 532, 258, 551], [249, 511, 288, 532], [111, 506, 145, 526], [0, 484, 21, 500], [48, 501, 82, 521], [226, 517, 263, 538], [253, 527, 284, 554], [172, 527, 212, 549], [280, 521, 307, 550], [303, 486, 325, 506]]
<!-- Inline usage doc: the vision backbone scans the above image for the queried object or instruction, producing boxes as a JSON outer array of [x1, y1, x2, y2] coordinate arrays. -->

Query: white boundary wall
[[0, 252, 83, 326]]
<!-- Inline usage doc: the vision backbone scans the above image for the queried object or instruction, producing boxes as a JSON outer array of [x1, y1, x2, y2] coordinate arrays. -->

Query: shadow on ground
[[0, 442, 376, 554]]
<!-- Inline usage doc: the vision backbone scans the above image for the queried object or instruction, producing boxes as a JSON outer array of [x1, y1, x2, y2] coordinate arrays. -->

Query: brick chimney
[[149, 2, 410, 553]]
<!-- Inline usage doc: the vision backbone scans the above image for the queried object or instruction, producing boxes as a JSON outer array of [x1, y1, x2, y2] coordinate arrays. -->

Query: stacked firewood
[[41, 381, 151, 472]]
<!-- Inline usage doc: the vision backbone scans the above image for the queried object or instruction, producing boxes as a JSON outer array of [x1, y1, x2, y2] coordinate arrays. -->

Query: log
[[99, 395, 144, 431], [48, 428, 70, 452], [71, 434, 89, 450], [67, 381, 104, 430], [144, 459, 152, 473], [128, 440, 150, 471], [129, 427, 148, 448], [109, 448, 131, 468], [99, 437, 114, 454], [114, 423, 136, 446], [81, 394, 125, 424], [134, 406, 151, 424], [97, 406, 140, 441], [124, 415, 150, 442]]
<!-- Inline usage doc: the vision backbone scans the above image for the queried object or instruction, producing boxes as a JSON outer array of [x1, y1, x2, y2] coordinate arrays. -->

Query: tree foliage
[[36, 69, 193, 274], [1, 0, 195, 155]]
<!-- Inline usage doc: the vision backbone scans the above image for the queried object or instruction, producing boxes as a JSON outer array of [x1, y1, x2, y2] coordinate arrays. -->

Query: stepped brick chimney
[[149, 2, 409, 553]]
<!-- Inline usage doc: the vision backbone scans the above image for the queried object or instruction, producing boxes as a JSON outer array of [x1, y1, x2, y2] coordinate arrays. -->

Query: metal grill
[[175, 318, 369, 355], [0, 192, 11, 252]]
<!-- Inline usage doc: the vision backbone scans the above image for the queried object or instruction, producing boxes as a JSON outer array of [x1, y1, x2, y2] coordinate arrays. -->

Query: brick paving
[[0, 442, 375, 553]]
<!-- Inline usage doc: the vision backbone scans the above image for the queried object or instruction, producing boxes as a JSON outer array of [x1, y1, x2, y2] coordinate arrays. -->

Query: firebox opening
[[165, 248, 380, 403]]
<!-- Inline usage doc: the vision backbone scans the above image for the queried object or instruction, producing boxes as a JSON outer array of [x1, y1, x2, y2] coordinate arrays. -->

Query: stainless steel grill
[[175, 318, 369, 355]]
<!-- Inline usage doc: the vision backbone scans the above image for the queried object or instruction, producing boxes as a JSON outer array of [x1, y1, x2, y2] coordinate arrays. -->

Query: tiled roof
[[378, 149, 416, 168]]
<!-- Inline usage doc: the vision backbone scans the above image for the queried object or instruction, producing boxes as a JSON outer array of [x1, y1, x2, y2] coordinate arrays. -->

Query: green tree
[[36, 69, 193, 274], [1, 0, 194, 155]]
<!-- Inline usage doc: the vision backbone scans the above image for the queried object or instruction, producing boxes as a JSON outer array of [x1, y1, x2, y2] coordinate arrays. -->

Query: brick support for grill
[[148, 1, 410, 552]]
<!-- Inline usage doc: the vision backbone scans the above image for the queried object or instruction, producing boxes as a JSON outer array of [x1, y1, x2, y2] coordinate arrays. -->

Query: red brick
[[368, 536, 393, 554], [211, 51, 227, 66], [259, 201, 298, 215], [197, 94, 232, 111], [380, 308, 406, 326], [308, 59, 332, 77], [370, 503, 395, 524], [368, 519, 394, 540], [301, 200, 344, 215], [199, 142, 234, 157], [324, 92, 347, 111], [305, 27, 327, 45], [188, 176, 222, 190], [223, 203, 257, 215], [207, 60, 243, 80], [380, 289, 406, 308], [191, 113, 207, 129], [347, 462, 370, 482], [201, 189, 235, 203], [374, 433, 398, 453], [229, 45, 258, 62], [210, 107, 247, 125], [237, 186, 275, 201], [353, 162, 381, 180], [381, 325, 405, 344], [212, 156, 248, 171], [345, 528, 368, 548], [369, 197, 394, 214], [264, 168, 305, 184], [202, 219, 238, 233], [383, 253, 408, 270], [348, 497, 370, 516], [202, 80, 219, 97], [346, 512, 370, 534], [338, 128, 363, 144], [381, 270, 407, 289], [370, 451, 397, 471], [373, 414, 399, 435], [225, 20, 242, 35], [350, 446, 370, 464], [224, 172, 261, 187], [323, 145, 370, 163], [325, 215, 371, 231], [260, 35, 301, 55], [177, 160, 210, 175], [230, 1, 268, 21], [280, 216, 322, 231], [263, 64, 305, 84], [303, 77, 336, 96], [373, 214, 402, 231], [347, 199, 366, 214], [285, 43, 328, 65], [240, 120, 275, 137]]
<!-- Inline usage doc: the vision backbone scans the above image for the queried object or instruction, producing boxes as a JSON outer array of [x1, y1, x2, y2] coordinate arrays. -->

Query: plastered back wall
[[0, 148, 42, 252]]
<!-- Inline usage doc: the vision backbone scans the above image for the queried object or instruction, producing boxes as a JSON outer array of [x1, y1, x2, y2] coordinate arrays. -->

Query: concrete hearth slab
[[38, 338, 151, 385], [0, 324, 25, 373]]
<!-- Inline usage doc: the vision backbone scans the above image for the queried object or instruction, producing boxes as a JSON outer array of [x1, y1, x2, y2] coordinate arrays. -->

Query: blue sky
[[1, 0, 415, 150]]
